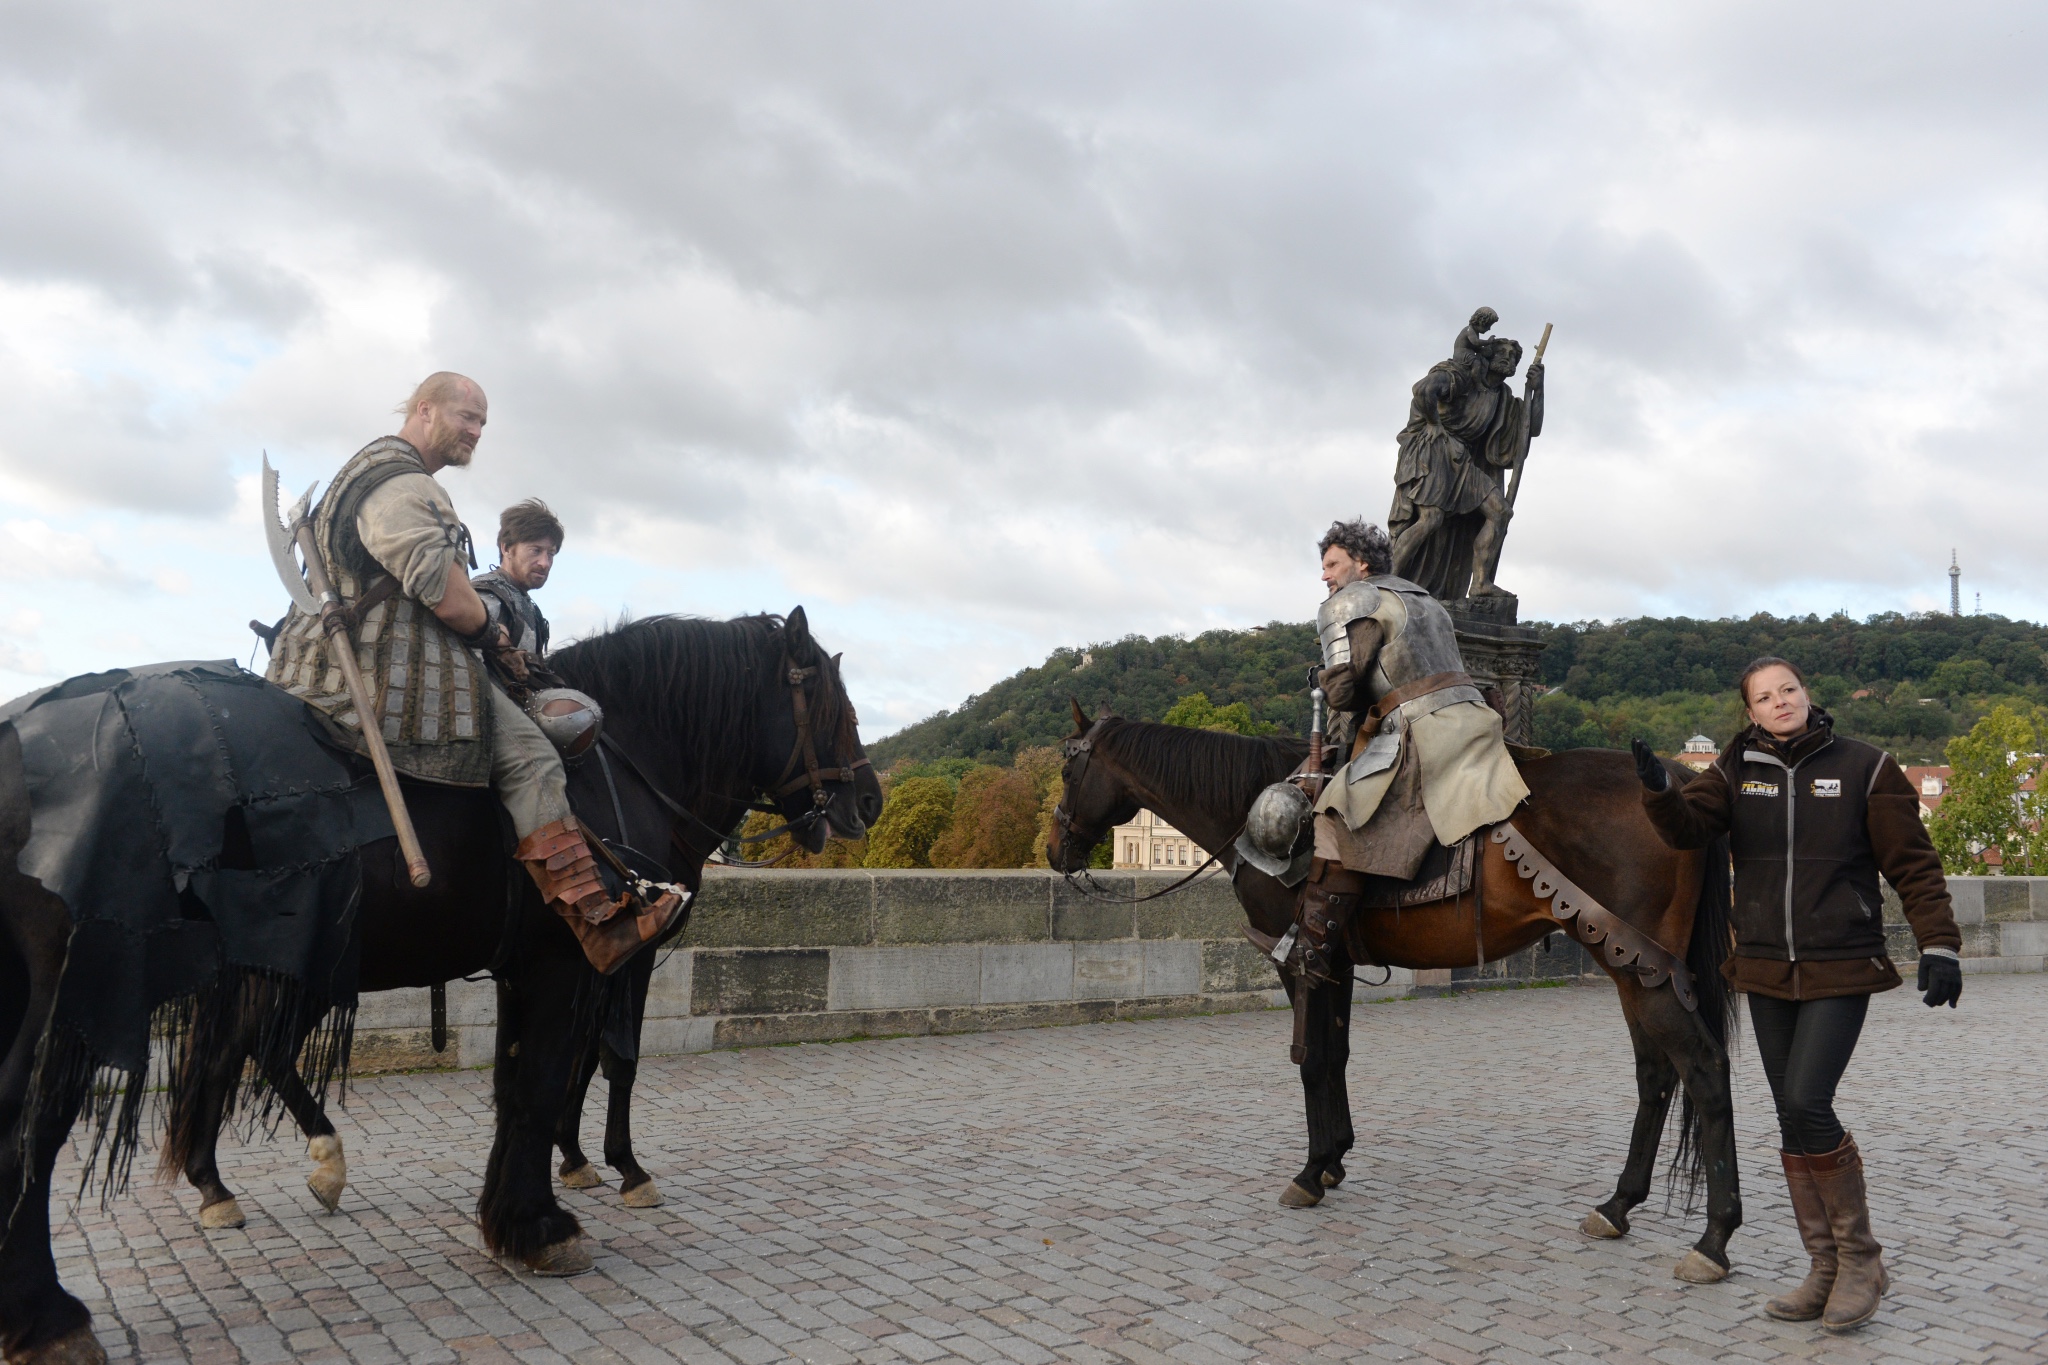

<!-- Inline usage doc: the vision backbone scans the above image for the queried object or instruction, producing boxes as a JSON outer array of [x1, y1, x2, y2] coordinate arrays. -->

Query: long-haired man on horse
[[1291, 518, 1528, 982], [263, 372, 682, 974]]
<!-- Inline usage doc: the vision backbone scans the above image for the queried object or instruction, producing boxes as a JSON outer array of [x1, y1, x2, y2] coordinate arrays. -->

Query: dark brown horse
[[1046, 706, 1742, 1281]]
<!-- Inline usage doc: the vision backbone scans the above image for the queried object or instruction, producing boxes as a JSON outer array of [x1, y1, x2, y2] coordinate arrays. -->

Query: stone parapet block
[[706, 991, 1278, 1049], [874, 871, 1047, 944], [692, 948, 830, 1015], [682, 871, 875, 947]]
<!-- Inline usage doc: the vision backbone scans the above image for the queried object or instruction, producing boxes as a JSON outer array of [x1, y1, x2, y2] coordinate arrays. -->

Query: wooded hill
[[869, 611, 2048, 769], [869, 624, 1319, 768]]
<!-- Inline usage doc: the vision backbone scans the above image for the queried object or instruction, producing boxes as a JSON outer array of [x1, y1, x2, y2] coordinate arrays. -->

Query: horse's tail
[[1669, 834, 1734, 1210]]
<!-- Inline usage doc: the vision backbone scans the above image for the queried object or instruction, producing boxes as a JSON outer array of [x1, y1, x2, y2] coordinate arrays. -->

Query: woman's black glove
[[1630, 738, 1669, 792], [1917, 953, 1962, 1008]]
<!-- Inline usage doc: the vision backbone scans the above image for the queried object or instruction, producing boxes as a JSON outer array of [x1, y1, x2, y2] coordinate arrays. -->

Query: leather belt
[[1356, 670, 1479, 746]]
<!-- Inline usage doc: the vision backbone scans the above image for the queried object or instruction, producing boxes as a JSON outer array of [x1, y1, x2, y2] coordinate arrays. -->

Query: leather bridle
[[595, 644, 870, 868], [768, 658, 869, 810], [1050, 717, 1112, 856]]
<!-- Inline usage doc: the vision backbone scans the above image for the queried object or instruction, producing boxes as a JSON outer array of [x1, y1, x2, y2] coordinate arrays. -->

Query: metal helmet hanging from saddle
[[525, 688, 604, 759]]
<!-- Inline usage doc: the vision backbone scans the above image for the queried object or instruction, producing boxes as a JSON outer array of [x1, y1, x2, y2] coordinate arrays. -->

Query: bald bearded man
[[265, 372, 680, 973]]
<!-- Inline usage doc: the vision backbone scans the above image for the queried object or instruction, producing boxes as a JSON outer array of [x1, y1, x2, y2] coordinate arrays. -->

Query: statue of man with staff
[[1386, 310, 1548, 601]]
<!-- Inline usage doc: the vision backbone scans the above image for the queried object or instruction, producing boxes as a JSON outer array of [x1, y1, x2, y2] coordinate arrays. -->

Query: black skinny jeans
[[1748, 993, 1869, 1154]]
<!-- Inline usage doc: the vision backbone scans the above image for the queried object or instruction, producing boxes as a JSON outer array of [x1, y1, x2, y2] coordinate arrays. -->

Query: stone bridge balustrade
[[345, 870, 2044, 1072]]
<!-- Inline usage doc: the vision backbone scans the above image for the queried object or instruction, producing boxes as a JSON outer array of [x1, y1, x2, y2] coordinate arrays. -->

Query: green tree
[[1161, 691, 1279, 735], [862, 776, 956, 868], [1928, 704, 2048, 875]]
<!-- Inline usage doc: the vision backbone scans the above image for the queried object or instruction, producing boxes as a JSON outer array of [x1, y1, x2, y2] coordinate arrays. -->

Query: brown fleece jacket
[[1642, 711, 1960, 1000]]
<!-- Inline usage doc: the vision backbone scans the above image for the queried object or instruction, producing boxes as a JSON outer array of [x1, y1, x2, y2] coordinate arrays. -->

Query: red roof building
[[1901, 765, 1948, 822]]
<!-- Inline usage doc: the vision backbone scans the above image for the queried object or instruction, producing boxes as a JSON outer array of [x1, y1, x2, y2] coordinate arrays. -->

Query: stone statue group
[[1387, 307, 1547, 603]]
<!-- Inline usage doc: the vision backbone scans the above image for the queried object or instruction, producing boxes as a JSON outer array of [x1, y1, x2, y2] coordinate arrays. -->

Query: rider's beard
[[422, 413, 475, 467]]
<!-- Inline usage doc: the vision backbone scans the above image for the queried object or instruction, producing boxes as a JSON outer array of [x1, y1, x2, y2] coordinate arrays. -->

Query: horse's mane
[[550, 614, 855, 803], [1095, 718, 1307, 810]]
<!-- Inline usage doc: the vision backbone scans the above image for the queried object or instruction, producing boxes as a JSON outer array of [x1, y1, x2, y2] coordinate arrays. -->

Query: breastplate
[[1366, 578, 1466, 700]]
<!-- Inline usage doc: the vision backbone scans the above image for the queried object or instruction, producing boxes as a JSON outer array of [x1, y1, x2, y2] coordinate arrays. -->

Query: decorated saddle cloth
[[1, 661, 384, 1180], [1314, 693, 1527, 882]]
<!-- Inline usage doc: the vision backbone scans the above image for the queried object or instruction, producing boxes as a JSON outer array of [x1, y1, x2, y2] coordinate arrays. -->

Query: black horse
[[0, 609, 870, 1365], [542, 626, 882, 1207]]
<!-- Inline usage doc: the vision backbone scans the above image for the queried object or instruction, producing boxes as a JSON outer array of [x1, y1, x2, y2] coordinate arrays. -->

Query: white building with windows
[[1111, 808, 1200, 870]]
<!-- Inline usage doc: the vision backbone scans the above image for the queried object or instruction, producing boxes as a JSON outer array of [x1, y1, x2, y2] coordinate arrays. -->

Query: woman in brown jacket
[[1631, 656, 1961, 1333]]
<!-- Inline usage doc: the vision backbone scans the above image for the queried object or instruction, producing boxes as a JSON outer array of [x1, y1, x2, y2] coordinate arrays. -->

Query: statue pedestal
[[1445, 595, 1543, 746]]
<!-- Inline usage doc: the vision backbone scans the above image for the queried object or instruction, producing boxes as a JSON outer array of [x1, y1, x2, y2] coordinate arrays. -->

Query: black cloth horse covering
[[2, 660, 390, 1196]]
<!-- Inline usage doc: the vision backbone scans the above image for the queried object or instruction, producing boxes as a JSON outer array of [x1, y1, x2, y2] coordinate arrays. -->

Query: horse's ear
[[785, 605, 812, 658], [1095, 703, 1112, 721], [1069, 697, 1088, 732]]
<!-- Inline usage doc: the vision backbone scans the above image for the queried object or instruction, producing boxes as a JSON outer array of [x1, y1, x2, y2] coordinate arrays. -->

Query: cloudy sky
[[2, 1, 2042, 735]]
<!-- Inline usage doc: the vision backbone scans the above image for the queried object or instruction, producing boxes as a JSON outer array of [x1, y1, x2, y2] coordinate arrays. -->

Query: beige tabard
[[1311, 581, 1528, 856]]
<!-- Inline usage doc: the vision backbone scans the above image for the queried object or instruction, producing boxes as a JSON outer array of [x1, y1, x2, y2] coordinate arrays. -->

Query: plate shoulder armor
[[1316, 581, 1383, 669]]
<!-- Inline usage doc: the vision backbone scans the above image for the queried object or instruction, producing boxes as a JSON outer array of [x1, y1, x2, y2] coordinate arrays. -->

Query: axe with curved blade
[[262, 455, 320, 616], [261, 453, 432, 888]]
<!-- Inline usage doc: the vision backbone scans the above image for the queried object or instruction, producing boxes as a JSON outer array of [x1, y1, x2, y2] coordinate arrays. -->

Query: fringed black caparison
[[155, 968, 357, 1193], [7, 966, 358, 1224], [5, 611, 878, 1359]]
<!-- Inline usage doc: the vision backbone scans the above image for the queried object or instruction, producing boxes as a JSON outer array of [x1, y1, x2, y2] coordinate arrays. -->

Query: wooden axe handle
[[293, 523, 433, 888]]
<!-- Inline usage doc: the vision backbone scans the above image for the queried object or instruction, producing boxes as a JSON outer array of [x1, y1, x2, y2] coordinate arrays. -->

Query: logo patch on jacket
[[1740, 780, 1779, 797], [1811, 778, 1842, 798]]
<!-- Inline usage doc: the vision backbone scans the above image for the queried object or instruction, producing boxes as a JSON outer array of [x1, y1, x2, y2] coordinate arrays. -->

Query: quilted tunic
[[265, 437, 493, 786]]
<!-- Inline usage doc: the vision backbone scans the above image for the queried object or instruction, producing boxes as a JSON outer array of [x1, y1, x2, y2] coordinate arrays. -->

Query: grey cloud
[[2, 0, 2045, 726]]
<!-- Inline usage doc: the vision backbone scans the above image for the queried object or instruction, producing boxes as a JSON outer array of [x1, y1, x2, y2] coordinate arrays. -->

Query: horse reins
[[592, 645, 870, 870]]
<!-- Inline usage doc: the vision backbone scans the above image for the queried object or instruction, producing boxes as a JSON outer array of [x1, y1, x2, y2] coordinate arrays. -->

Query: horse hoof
[[199, 1197, 246, 1230], [16, 1323, 108, 1365], [1673, 1249, 1729, 1284], [620, 1179, 664, 1209], [558, 1163, 605, 1189], [306, 1134, 346, 1213], [1580, 1210, 1624, 1239], [523, 1236, 595, 1277], [1320, 1169, 1344, 1189], [1278, 1181, 1323, 1209]]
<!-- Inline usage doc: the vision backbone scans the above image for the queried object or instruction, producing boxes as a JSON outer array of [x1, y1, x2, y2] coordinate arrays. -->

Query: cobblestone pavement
[[50, 975, 2048, 1364]]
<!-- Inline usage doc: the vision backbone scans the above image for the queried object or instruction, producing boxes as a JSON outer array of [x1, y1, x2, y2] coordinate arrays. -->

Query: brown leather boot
[[514, 817, 686, 975], [1764, 1150, 1835, 1321], [1810, 1134, 1887, 1332]]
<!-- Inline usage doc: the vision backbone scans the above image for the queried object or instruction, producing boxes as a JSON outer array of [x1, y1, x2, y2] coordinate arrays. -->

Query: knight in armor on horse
[[1288, 518, 1529, 977], [264, 372, 682, 974]]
